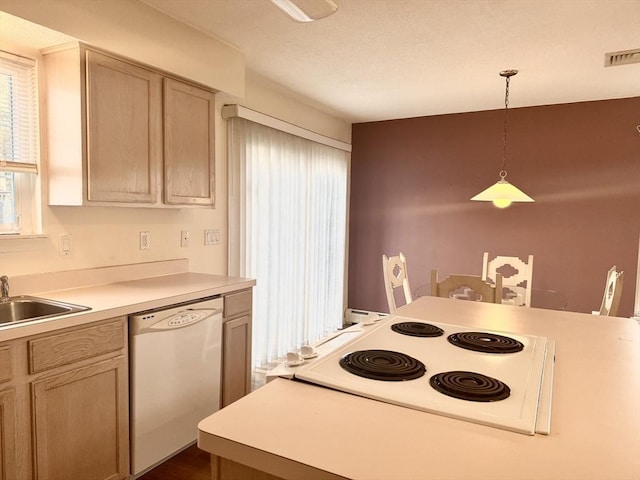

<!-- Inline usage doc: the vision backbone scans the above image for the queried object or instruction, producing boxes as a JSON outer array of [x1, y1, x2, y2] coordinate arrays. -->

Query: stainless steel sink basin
[[0, 296, 91, 326]]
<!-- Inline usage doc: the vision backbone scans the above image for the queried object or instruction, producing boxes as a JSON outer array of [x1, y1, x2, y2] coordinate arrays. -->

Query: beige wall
[[0, 0, 245, 96], [0, 2, 351, 278], [240, 70, 351, 144]]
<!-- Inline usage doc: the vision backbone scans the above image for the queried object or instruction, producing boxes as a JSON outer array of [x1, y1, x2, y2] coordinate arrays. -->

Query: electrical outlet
[[181, 230, 190, 247], [140, 231, 151, 250], [205, 229, 221, 245]]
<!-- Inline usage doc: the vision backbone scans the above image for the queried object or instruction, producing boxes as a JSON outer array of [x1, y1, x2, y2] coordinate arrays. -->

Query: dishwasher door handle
[[133, 307, 223, 335]]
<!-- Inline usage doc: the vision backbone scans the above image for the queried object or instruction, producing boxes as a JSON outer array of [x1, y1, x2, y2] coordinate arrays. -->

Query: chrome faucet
[[0, 276, 9, 302]]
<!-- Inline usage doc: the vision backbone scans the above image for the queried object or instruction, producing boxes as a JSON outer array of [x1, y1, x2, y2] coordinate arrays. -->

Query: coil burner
[[339, 349, 426, 381], [447, 332, 524, 354], [391, 321, 445, 338], [429, 371, 511, 402]]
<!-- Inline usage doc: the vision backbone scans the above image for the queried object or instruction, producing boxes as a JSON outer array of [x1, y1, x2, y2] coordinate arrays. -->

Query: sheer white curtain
[[228, 117, 349, 368]]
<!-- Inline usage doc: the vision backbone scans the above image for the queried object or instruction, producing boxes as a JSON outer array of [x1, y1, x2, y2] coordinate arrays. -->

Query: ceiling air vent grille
[[605, 48, 640, 67]]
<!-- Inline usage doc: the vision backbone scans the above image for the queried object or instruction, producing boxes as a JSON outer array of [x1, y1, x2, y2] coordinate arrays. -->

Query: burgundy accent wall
[[348, 97, 640, 317]]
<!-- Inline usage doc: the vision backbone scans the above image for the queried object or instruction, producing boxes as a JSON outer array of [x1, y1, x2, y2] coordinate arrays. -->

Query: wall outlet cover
[[181, 230, 190, 247], [140, 231, 151, 250]]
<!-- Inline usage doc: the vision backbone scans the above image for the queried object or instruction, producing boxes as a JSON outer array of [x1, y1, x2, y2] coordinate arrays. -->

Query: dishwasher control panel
[[141, 308, 221, 332], [168, 312, 202, 326], [129, 296, 223, 335]]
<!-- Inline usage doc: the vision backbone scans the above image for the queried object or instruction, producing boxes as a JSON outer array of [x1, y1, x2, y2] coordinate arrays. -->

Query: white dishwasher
[[129, 295, 223, 477]]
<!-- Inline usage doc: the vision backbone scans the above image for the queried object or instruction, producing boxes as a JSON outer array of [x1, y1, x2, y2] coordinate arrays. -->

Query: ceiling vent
[[605, 48, 640, 67]]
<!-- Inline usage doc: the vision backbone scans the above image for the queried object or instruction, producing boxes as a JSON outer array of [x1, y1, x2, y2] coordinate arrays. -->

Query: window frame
[[0, 49, 41, 236]]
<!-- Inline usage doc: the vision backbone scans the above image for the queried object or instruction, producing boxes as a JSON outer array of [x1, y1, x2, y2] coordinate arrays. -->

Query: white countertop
[[198, 296, 640, 480], [0, 260, 255, 341]]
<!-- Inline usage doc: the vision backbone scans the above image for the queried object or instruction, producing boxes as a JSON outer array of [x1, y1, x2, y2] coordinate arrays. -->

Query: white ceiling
[[138, 0, 640, 123], [4, 1, 638, 123]]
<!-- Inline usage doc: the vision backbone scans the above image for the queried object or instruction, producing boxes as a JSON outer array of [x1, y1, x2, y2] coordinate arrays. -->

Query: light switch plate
[[205, 229, 220, 245], [59, 234, 72, 256]]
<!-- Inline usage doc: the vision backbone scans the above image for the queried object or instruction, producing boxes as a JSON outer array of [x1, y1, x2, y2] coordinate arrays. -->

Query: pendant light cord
[[470, 68, 534, 206], [500, 75, 510, 180]]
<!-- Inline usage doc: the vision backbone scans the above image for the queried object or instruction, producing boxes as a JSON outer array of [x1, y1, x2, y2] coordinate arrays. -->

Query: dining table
[[413, 284, 568, 310]]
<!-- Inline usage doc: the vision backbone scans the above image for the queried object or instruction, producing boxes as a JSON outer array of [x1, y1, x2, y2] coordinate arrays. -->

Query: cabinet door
[[0, 388, 17, 480], [222, 315, 252, 407], [163, 78, 215, 206], [31, 356, 129, 480], [86, 50, 162, 203]]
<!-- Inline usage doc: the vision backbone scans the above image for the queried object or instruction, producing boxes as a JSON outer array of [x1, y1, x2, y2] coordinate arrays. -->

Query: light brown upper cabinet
[[44, 43, 216, 208], [163, 79, 215, 206], [86, 50, 162, 204]]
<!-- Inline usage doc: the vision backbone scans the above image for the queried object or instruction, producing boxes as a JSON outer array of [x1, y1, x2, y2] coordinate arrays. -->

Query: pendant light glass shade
[[471, 70, 534, 208], [470, 178, 535, 209]]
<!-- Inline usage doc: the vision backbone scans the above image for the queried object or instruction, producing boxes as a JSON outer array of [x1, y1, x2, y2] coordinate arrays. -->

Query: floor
[[137, 444, 210, 480], [138, 369, 267, 480]]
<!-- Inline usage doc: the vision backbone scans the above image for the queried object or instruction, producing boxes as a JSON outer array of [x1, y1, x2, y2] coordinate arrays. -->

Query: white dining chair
[[482, 253, 534, 307], [592, 265, 624, 317], [382, 252, 413, 313], [431, 270, 503, 304]]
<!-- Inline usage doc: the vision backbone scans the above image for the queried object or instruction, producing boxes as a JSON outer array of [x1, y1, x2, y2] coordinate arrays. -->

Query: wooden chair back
[[596, 266, 624, 316], [482, 253, 534, 306], [431, 270, 503, 304], [382, 253, 413, 313]]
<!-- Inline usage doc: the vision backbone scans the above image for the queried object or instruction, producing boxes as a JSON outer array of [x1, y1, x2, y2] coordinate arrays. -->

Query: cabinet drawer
[[0, 346, 12, 383], [224, 289, 252, 318], [28, 319, 125, 374]]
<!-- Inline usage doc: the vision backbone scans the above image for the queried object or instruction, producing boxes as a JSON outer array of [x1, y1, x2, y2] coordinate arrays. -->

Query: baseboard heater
[[344, 308, 388, 325]]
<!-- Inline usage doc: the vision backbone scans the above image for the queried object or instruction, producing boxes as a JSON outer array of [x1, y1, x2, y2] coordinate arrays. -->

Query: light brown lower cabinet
[[221, 315, 252, 407], [222, 289, 253, 407], [0, 388, 17, 480], [31, 356, 129, 480], [0, 317, 129, 480]]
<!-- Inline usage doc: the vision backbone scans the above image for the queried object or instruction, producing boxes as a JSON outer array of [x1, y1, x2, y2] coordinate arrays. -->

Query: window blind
[[228, 117, 349, 368], [0, 50, 39, 174]]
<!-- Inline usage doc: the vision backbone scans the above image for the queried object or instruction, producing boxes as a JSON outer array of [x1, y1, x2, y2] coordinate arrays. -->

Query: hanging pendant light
[[471, 70, 534, 209]]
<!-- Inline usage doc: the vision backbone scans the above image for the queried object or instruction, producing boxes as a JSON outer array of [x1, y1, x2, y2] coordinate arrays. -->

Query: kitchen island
[[198, 296, 640, 480]]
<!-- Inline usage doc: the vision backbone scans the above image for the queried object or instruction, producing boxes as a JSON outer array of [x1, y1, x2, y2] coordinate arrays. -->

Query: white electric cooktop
[[290, 315, 555, 435]]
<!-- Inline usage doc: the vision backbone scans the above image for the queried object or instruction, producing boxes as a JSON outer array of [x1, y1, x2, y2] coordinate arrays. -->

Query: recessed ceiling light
[[270, 0, 338, 22]]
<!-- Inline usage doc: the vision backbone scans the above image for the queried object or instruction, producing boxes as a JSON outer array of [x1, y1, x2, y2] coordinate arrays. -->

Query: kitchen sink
[[0, 296, 91, 326]]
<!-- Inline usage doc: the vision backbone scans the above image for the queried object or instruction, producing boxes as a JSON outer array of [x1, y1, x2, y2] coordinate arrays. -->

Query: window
[[228, 113, 350, 368], [0, 50, 39, 235]]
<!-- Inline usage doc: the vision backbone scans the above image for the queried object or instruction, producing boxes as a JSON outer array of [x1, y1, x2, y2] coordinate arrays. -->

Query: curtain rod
[[221, 104, 352, 152]]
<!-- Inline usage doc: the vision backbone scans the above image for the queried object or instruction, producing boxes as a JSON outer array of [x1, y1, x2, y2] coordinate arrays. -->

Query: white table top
[[198, 296, 640, 480]]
